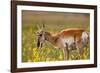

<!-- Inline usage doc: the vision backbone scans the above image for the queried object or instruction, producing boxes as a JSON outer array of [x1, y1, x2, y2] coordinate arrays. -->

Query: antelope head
[[37, 24, 46, 50]]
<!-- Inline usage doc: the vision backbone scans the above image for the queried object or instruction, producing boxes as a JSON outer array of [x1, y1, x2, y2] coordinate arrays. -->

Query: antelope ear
[[37, 24, 41, 30], [42, 23, 45, 28], [36, 31, 40, 36], [42, 23, 46, 31]]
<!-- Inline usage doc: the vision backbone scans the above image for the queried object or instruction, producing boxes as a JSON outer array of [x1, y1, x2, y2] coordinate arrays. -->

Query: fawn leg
[[63, 43, 69, 60]]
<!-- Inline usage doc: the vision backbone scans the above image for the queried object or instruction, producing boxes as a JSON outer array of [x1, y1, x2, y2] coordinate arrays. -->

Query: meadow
[[22, 10, 90, 62]]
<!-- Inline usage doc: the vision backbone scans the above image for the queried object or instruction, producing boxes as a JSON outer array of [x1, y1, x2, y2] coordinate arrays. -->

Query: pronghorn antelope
[[37, 24, 89, 60]]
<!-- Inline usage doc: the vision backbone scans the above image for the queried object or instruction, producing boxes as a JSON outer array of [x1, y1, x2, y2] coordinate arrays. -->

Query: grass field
[[22, 10, 90, 62]]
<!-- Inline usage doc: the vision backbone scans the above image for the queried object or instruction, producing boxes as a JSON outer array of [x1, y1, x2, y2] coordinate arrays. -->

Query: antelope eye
[[39, 34, 42, 36]]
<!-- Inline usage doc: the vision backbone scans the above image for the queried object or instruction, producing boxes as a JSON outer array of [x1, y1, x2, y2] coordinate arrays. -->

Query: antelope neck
[[45, 31, 57, 45]]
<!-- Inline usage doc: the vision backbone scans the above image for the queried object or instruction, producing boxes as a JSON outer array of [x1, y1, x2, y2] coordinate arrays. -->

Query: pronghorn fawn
[[37, 24, 89, 60]]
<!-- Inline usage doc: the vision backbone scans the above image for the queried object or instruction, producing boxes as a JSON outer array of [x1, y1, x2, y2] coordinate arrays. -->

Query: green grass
[[22, 11, 90, 62]]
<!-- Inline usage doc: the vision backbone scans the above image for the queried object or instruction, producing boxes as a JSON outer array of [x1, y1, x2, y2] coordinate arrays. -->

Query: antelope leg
[[63, 48, 69, 60], [63, 43, 69, 60]]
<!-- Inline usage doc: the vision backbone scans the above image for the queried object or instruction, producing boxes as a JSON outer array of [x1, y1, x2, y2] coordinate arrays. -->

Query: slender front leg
[[63, 48, 69, 60], [63, 43, 69, 60]]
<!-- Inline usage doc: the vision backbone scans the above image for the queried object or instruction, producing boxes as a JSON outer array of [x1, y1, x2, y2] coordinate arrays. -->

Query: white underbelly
[[61, 37, 74, 48]]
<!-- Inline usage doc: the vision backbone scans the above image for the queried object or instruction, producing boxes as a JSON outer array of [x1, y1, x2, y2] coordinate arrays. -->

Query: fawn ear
[[42, 23, 46, 32], [36, 31, 39, 36], [42, 23, 45, 29], [37, 24, 41, 30]]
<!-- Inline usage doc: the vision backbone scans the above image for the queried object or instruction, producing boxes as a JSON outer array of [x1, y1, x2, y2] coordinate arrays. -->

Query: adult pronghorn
[[37, 24, 89, 60]]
